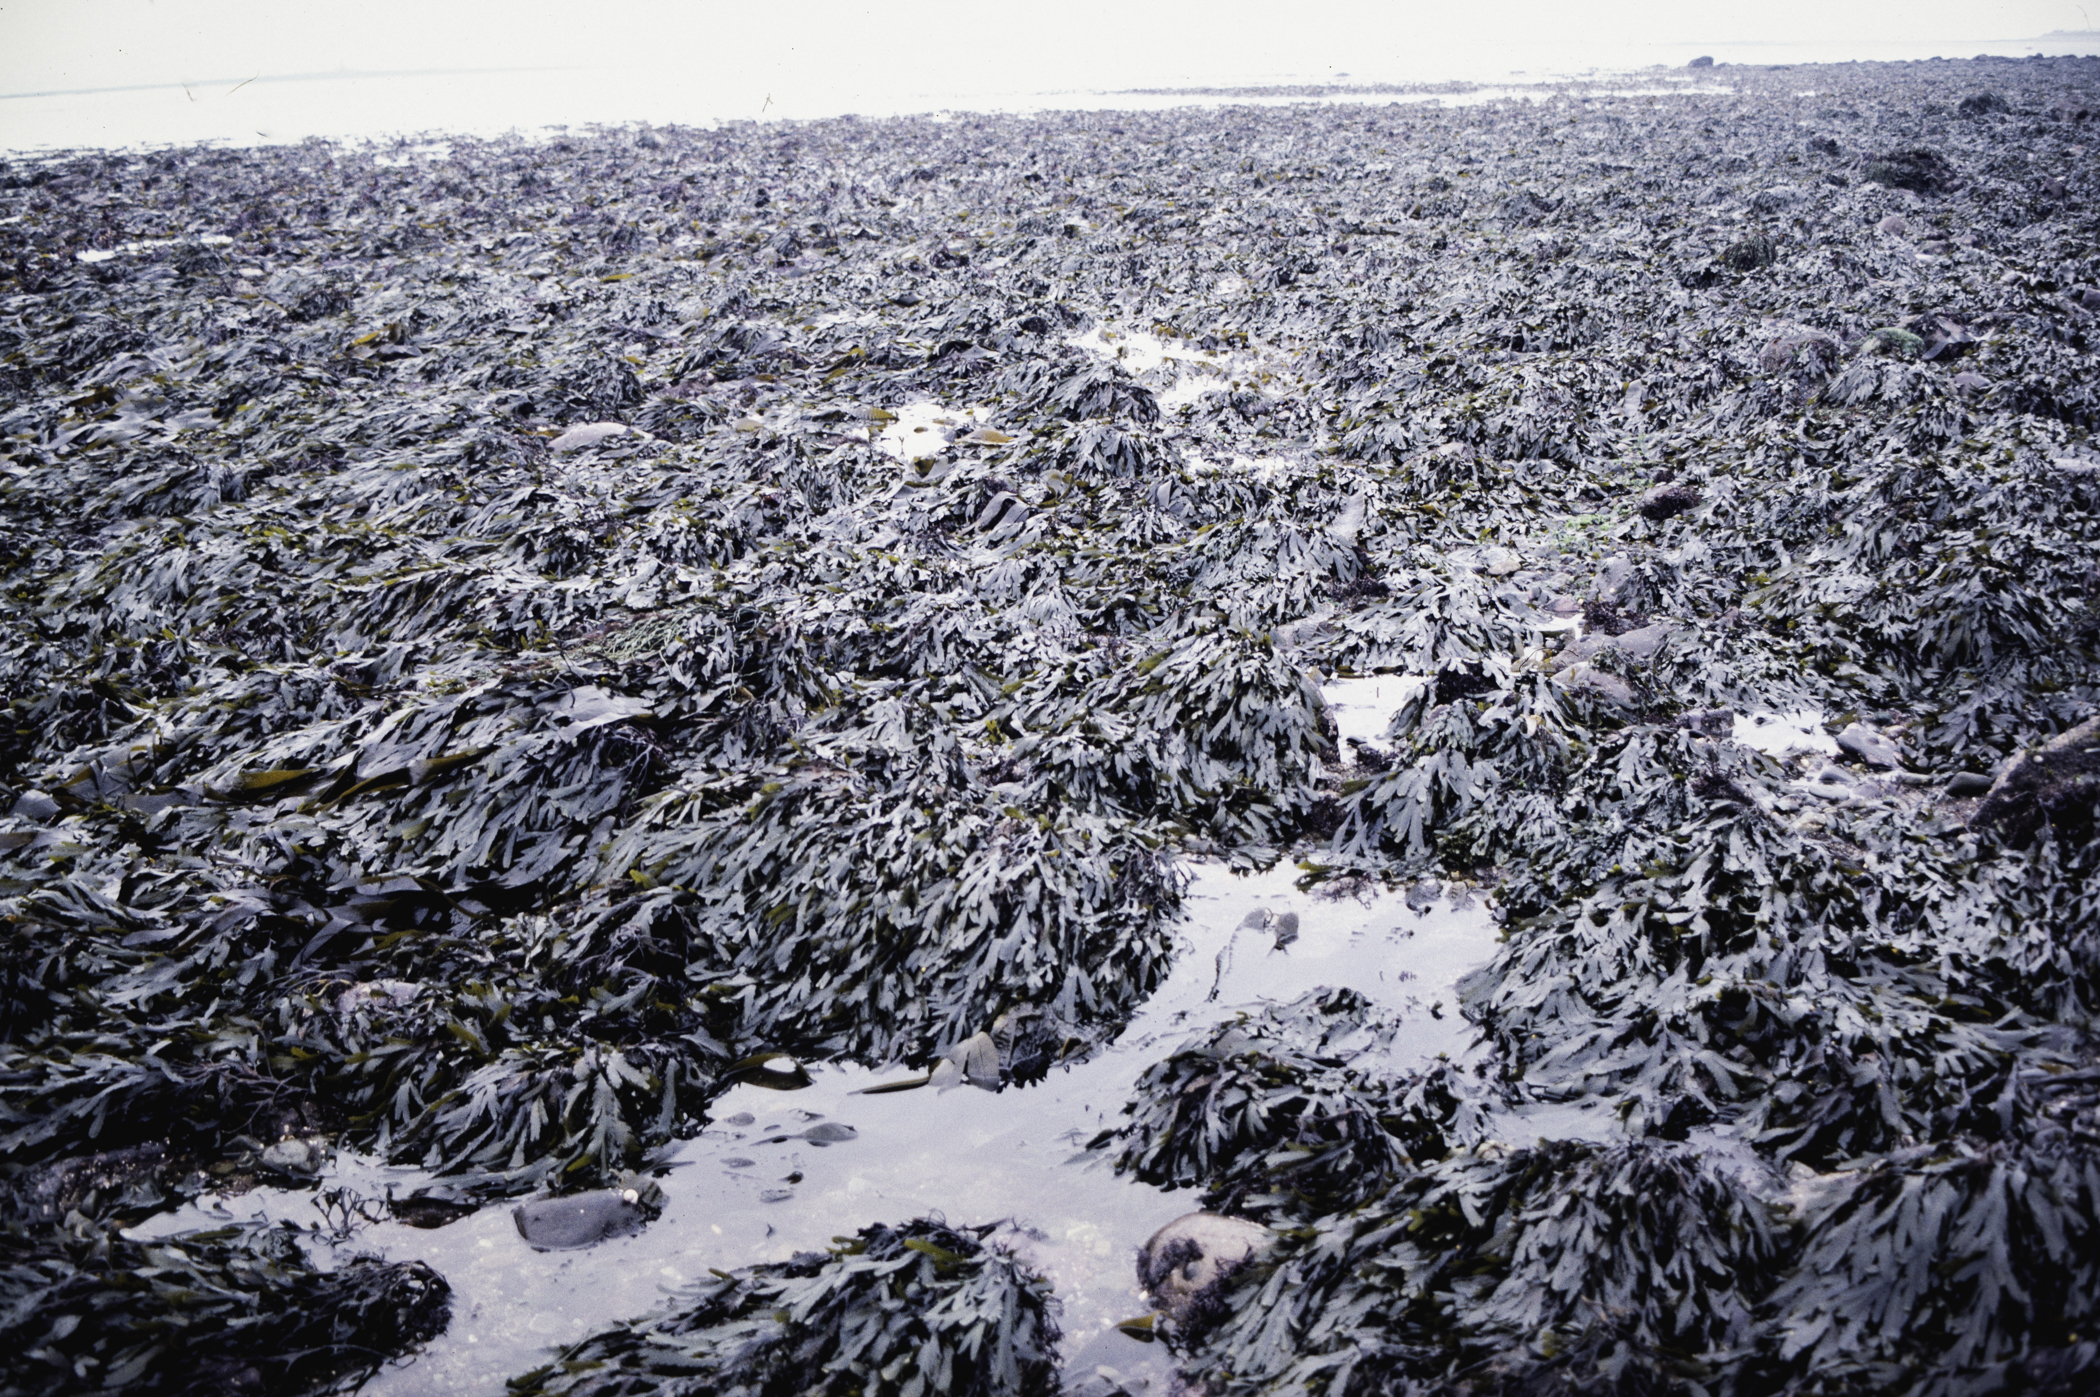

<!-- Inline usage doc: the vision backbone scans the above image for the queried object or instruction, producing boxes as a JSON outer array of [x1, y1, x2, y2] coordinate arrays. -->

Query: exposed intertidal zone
[[4, 54, 2100, 1397]]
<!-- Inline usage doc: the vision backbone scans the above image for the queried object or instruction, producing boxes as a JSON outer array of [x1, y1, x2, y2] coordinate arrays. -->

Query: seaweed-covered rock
[[1763, 1143, 2100, 1388], [506, 1218, 1058, 1397], [1166, 1139, 1783, 1393], [1971, 713, 2100, 841], [0, 1220, 449, 1397], [1091, 987, 1481, 1217], [1864, 147, 1959, 193], [1717, 233, 1779, 272]]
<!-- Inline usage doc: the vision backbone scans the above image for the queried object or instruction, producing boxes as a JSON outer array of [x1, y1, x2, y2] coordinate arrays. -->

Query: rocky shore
[[3, 54, 2099, 1396]]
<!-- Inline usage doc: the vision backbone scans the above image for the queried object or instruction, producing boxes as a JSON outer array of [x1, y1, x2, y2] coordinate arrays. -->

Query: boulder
[[1688, 55, 1714, 68], [548, 422, 633, 453], [1959, 92, 2011, 116], [1138, 1213, 1274, 1325], [1971, 715, 2100, 840], [1863, 148, 1958, 194], [1877, 213, 1909, 236]]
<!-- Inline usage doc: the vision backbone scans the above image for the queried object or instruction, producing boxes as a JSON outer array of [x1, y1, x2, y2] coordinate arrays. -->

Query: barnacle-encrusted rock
[[1138, 1213, 1275, 1327]]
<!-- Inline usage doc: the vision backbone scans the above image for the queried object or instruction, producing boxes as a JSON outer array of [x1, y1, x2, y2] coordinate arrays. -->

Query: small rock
[[1877, 214, 1909, 236], [800, 1122, 858, 1145], [1717, 234, 1777, 273], [1479, 546, 1522, 576], [1836, 722, 1903, 769], [1944, 771, 1994, 797], [513, 1187, 658, 1250], [259, 1137, 326, 1175], [1137, 1213, 1274, 1325], [1613, 623, 1675, 662], [1594, 554, 1637, 604], [1958, 92, 2010, 117], [548, 422, 632, 453], [1556, 663, 1640, 712], [1270, 911, 1300, 949], [1797, 765, 1857, 801], [1750, 185, 1805, 215], [1635, 481, 1702, 521], [1952, 371, 1990, 394], [390, 1187, 479, 1229], [1677, 707, 1735, 738], [1688, 55, 1714, 68]]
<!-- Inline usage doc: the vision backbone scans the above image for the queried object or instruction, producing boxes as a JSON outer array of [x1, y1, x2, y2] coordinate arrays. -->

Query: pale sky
[[3, 0, 2093, 93], [2, 0, 2095, 147]]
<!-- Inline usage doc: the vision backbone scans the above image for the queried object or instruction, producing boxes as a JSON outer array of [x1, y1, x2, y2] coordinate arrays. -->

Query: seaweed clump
[[507, 1217, 1058, 1397], [0, 1219, 449, 1397], [1092, 988, 1480, 1219]]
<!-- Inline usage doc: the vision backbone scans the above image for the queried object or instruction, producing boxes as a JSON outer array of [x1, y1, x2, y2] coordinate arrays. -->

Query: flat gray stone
[[513, 1189, 653, 1251], [1836, 722, 1903, 769]]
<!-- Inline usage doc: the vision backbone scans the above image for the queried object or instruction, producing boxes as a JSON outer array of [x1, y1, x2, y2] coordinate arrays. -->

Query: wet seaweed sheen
[[4, 52, 2100, 1397]]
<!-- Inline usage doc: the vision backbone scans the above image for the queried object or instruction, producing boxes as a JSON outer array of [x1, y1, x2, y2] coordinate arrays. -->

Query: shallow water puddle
[[1733, 708, 1837, 759], [133, 863, 1500, 1394], [1065, 324, 1291, 412], [873, 398, 994, 461], [1319, 675, 1426, 757]]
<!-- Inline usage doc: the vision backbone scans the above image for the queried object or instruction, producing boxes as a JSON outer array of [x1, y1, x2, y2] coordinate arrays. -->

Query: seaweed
[[1091, 987, 1483, 1218], [0, 50, 2098, 1396], [0, 1219, 448, 1396], [506, 1217, 1058, 1397]]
